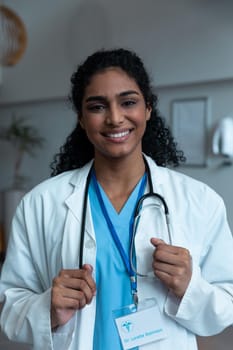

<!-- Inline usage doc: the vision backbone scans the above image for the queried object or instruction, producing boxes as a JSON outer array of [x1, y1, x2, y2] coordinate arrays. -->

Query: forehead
[[84, 67, 141, 95]]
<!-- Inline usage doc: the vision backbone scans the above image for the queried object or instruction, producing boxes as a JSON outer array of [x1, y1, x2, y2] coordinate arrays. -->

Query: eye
[[122, 99, 137, 108], [87, 104, 106, 112]]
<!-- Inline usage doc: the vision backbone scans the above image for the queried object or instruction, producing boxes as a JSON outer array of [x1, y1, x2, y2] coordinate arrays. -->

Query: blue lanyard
[[92, 169, 147, 305]]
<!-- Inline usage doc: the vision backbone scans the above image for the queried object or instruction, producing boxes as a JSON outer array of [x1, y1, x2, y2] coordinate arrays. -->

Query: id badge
[[113, 298, 167, 350]]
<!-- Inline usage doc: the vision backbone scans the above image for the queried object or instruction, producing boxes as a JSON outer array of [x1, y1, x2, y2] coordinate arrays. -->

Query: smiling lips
[[103, 129, 132, 140]]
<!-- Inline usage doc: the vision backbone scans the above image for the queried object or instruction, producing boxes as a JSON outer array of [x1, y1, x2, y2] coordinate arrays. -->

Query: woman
[[0, 49, 233, 350]]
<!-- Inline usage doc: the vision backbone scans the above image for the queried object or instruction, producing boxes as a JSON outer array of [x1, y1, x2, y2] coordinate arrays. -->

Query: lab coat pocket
[[135, 244, 155, 277], [190, 245, 202, 264], [170, 222, 208, 267], [189, 243, 210, 269]]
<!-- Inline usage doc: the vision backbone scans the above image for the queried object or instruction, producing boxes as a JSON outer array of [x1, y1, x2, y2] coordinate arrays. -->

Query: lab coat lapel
[[144, 155, 181, 246], [61, 162, 95, 268]]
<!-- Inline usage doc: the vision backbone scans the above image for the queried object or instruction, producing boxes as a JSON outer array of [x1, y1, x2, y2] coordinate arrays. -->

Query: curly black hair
[[50, 48, 185, 176]]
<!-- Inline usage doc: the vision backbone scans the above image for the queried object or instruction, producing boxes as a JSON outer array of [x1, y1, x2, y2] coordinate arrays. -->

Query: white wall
[[0, 0, 232, 349]]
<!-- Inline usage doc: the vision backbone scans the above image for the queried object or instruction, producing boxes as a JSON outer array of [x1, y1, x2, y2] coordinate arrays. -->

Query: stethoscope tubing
[[79, 158, 171, 270], [130, 195, 172, 277]]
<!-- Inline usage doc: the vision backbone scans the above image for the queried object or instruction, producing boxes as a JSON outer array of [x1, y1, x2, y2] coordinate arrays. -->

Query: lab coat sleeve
[[0, 200, 75, 350], [164, 196, 233, 336]]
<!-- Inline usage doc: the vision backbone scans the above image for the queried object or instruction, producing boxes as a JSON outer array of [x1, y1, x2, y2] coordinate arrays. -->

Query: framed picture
[[171, 97, 210, 166]]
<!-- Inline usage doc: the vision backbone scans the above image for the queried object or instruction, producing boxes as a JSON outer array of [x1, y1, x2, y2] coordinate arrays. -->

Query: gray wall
[[1, 0, 233, 103], [0, 0, 232, 349], [157, 79, 233, 230]]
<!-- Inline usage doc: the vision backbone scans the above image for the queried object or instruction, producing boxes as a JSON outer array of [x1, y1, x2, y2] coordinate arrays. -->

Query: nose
[[105, 104, 124, 126]]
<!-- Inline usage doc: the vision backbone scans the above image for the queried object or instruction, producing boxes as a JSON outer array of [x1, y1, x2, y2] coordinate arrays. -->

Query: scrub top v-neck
[[89, 175, 145, 350]]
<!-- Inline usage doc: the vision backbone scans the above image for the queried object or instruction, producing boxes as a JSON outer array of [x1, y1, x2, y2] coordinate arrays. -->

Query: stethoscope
[[78, 157, 172, 278]]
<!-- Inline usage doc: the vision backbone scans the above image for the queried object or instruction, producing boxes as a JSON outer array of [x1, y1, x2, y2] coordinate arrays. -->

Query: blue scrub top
[[89, 176, 144, 350]]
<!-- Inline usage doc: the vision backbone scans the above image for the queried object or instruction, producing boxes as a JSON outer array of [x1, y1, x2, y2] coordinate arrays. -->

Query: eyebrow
[[85, 90, 140, 103]]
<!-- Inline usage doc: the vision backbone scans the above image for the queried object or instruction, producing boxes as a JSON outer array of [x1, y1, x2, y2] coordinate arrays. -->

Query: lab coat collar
[[67, 155, 166, 192], [143, 154, 163, 186], [64, 155, 167, 229], [69, 159, 94, 187], [142, 155, 181, 209]]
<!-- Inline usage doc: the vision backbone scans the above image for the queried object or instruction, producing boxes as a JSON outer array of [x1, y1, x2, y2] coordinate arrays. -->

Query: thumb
[[150, 237, 165, 247], [82, 264, 94, 273]]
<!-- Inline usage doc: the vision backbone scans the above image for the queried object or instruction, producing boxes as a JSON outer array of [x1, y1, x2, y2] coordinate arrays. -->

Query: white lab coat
[[0, 156, 233, 350]]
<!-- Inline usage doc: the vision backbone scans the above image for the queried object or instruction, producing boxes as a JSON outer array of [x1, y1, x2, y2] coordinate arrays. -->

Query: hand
[[51, 264, 96, 329], [151, 238, 192, 298]]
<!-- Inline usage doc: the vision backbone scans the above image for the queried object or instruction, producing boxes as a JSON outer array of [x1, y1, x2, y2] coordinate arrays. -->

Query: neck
[[93, 153, 146, 212], [94, 153, 145, 184]]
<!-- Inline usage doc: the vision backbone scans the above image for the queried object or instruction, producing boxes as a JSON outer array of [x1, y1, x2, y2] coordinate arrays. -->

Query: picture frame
[[171, 97, 210, 167]]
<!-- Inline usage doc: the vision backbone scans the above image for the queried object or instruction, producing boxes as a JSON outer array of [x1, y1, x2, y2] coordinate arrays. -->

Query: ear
[[79, 116, 85, 129], [146, 105, 152, 121]]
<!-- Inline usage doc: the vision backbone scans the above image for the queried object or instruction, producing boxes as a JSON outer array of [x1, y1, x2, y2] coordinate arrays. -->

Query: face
[[80, 67, 151, 162]]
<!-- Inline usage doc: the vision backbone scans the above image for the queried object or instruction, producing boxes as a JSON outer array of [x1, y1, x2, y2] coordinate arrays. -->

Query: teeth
[[107, 130, 130, 138]]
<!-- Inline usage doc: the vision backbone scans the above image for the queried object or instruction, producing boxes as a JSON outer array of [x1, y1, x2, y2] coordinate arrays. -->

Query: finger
[[80, 266, 96, 294], [54, 269, 96, 305], [153, 261, 186, 276], [59, 268, 91, 278], [154, 269, 171, 281], [153, 270, 178, 291], [52, 277, 94, 309], [63, 278, 95, 304], [60, 268, 96, 294], [52, 287, 88, 309], [154, 249, 183, 265], [150, 237, 166, 247], [154, 267, 192, 298], [154, 243, 190, 257], [53, 287, 87, 308]]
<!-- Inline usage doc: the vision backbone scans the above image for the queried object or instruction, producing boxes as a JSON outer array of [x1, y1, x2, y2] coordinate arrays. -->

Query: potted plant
[[0, 114, 45, 189], [0, 115, 45, 247]]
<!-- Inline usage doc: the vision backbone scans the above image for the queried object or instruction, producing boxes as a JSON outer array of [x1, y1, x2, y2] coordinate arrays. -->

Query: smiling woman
[[51, 49, 184, 173], [79, 67, 151, 163], [0, 48, 232, 350]]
